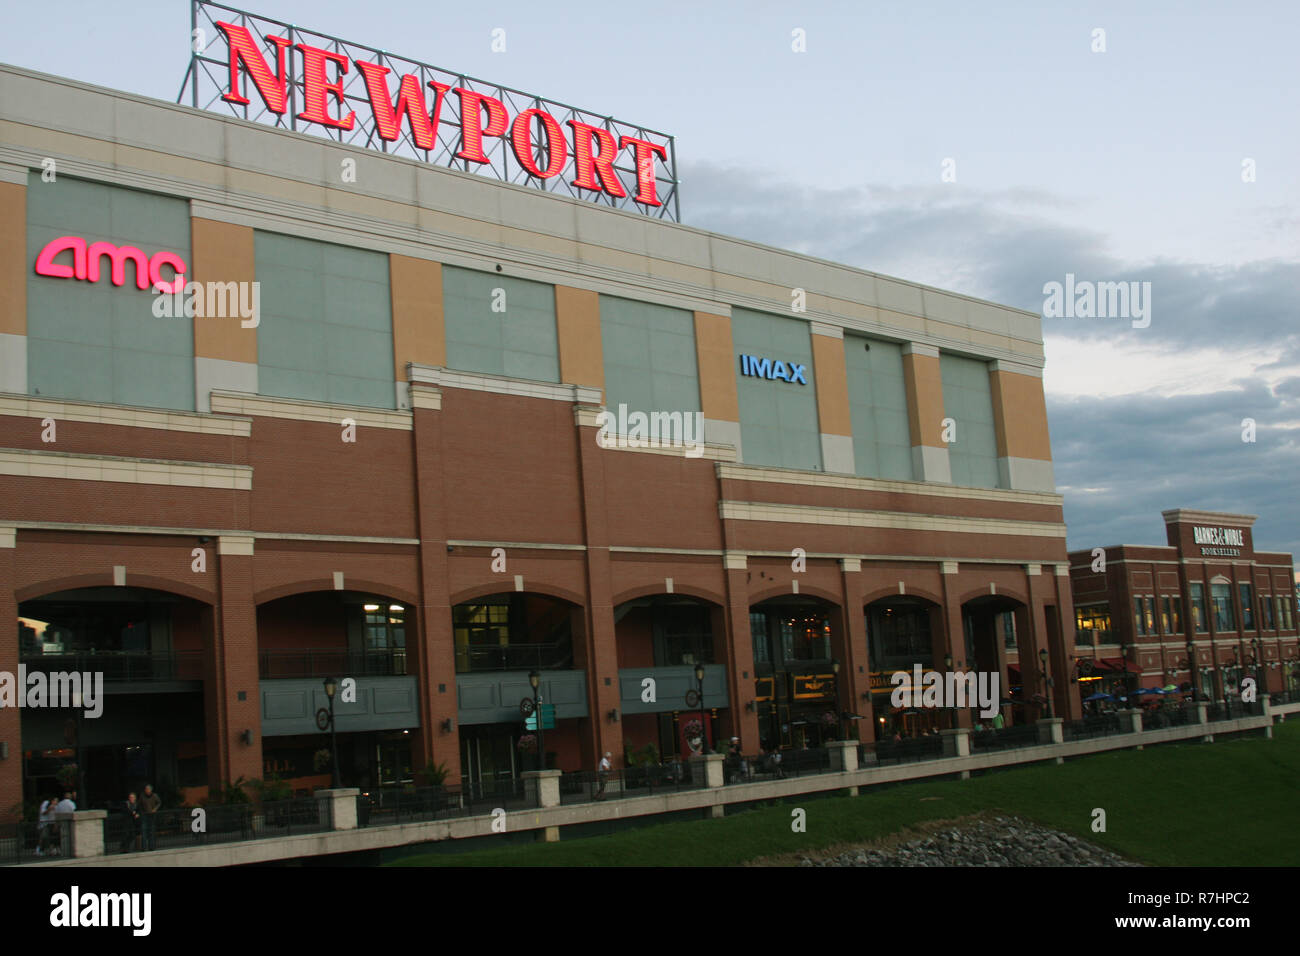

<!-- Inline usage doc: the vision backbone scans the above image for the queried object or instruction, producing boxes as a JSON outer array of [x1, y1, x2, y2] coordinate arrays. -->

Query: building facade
[[1069, 510, 1299, 704], [0, 58, 1079, 814]]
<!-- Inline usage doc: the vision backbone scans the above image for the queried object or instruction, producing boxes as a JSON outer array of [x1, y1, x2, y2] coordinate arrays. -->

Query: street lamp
[[1039, 648, 1054, 719], [528, 670, 544, 771], [323, 677, 341, 788], [694, 662, 707, 754]]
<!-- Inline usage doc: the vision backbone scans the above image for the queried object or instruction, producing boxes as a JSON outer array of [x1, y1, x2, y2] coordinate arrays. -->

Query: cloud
[[682, 160, 1300, 558]]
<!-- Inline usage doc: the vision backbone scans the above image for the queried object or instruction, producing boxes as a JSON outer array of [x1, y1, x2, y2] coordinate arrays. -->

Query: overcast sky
[[3, 0, 1297, 564]]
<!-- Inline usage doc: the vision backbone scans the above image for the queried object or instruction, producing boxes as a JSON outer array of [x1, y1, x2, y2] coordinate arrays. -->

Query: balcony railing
[[19, 651, 203, 682], [258, 648, 407, 679], [455, 642, 571, 673]]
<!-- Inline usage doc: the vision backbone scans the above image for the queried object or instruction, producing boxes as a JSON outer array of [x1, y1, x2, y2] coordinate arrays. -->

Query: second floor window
[[1190, 583, 1208, 632]]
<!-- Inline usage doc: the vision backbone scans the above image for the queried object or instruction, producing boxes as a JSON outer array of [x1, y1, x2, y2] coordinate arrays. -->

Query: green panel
[[443, 266, 559, 383], [845, 335, 914, 481], [731, 308, 821, 471], [26, 173, 194, 410], [255, 232, 395, 409], [599, 295, 700, 417], [940, 353, 1001, 488]]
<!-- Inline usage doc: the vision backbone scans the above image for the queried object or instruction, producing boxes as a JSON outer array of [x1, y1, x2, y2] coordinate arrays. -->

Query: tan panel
[[989, 369, 1052, 462], [190, 218, 257, 364], [391, 255, 445, 380], [902, 351, 945, 448], [0, 181, 25, 336], [810, 334, 851, 437], [554, 285, 603, 390], [694, 311, 739, 422]]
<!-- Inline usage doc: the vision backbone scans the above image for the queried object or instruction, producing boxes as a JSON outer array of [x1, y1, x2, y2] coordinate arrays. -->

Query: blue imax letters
[[739, 354, 807, 385]]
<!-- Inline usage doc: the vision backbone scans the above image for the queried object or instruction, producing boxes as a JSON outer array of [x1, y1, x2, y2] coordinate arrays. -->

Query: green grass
[[390, 722, 1300, 867]]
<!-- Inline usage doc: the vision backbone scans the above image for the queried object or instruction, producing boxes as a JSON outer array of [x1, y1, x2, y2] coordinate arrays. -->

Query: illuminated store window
[[1076, 604, 1111, 646], [1211, 582, 1235, 632], [1144, 597, 1156, 635], [1239, 583, 1255, 630], [1133, 597, 1146, 636], [1262, 596, 1275, 630], [1190, 583, 1208, 632]]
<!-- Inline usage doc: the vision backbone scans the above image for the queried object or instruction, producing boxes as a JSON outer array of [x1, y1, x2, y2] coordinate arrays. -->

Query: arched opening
[[962, 594, 1026, 726], [17, 586, 208, 811], [614, 594, 724, 763], [450, 592, 584, 791], [749, 595, 842, 752], [256, 590, 416, 795], [864, 595, 945, 739]]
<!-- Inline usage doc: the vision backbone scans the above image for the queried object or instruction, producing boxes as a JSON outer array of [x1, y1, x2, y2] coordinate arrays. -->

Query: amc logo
[[34, 235, 188, 294]]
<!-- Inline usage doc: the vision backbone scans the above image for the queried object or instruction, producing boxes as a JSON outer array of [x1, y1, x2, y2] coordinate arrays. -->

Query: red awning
[[1097, 658, 1141, 674]]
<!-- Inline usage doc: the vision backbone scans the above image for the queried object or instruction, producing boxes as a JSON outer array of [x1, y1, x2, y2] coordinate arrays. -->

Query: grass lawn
[[390, 722, 1299, 867]]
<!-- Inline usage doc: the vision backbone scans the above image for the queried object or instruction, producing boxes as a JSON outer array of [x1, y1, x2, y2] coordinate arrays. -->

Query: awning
[[1096, 658, 1142, 674]]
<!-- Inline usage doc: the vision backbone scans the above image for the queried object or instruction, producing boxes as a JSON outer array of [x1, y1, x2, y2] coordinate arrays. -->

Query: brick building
[[0, 50, 1079, 815]]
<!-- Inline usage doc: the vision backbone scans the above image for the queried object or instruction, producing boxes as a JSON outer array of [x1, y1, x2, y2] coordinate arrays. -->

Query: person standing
[[595, 752, 612, 800], [140, 784, 161, 851], [36, 792, 59, 857], [119, 792, 142, 854]]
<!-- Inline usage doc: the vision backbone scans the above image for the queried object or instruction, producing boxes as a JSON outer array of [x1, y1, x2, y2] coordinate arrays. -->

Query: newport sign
[[180, 1, 680, 220]]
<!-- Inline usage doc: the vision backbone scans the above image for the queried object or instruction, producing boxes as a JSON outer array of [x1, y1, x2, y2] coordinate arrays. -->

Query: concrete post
[[1194, 701, 1213, 742], [315, 787, 360, 830], [689, 753, 725, 788], [827, 740, 859, 772], [522, 770, 562, 808], [939, 727, 971, 758], [1035, 717, 1064, 746], [1259, 694, 1273, 738], [1115, 708, 1143, 749], [58, 810, 106, 859]]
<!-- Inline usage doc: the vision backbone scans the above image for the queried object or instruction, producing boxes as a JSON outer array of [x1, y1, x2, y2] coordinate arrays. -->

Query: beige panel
[[694, 311, 739, 422], [990, 369, 1053, 461], [811, 333, 851, 437], [902, 351, 946, 448], [390, 255, 445, 380], [0, 181, 25, 336], [554, 285, 603, 390], [190, 218, 257, 364]]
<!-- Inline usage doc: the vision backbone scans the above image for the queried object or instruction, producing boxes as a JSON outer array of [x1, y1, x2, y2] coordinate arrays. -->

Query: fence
[[20, 651, 203, 682], [101, 798, 328, 855], [1063, 714, 1124, 741], [971, 723, 1042, 752], [559, 763, 703, 804], [861, 735, 945, 765]]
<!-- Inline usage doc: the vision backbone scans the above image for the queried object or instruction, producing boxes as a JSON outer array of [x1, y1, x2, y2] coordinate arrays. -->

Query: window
[[654, 605, 714, 666], [750, 612, 771, 664], [1144, 597, 1156, 635], [1239, 583, 1255, 630], [1160, 597, 1171, 634], [867, 603, 933, 667], [1167, 596, 1181, 634], [1262, 596, 1275, 630], [363, 603, 406, 652], [1190, 583, 1208, 632], [780, 612, 831, 662], [1075, 604, 1111, 645], [1285, 597, 1295, 631], [1211, 582, 1235, 632], [1002, 612, 1017, 649], [1133, 597, 1146, 636]]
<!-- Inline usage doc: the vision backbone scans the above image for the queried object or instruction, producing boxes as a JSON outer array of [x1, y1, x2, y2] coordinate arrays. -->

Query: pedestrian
[[140, 783, 161, 851], [36, 792, 59, 857], [54, 791, 76, 814], [595, 751, 611, 800], [120, 792, 142, 854]]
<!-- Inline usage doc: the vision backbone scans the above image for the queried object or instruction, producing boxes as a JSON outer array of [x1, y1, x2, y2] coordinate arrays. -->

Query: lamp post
[[831, 658, 842, 740], [323, 676, 341, 788], [1039, 647, 1054, 719], [528, 670, 543, 771], [694, 663, 707, 754]]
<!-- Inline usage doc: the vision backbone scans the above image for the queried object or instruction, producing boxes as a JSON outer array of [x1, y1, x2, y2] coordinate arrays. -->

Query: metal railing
[[971, 724, 1042, 752], [101, 798, 327, 854], [258, 648, 407, 679], [454, 642, 571, 673], [559, 763, 701, 804], [0, 822, 54, 866], [1063, 714, 1124, 741], [861, 735, 946, 765], [20, 651, 203, 682]]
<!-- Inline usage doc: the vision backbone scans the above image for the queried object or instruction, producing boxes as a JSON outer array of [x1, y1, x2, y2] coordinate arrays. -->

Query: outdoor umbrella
[[1083, 692, 1114, 702]]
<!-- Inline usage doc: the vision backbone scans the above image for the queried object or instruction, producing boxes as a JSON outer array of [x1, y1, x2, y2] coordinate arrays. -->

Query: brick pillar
[[939, 562, 971, 728], [721, 555, 761, 750], [1052, 563, 1083, 719], [1022, 565, 1052, 720], [987, 360, 1055, 492], [693, 311, 743, 458], [408, 382, 461, 781], [204, 536, 263, 794], [190, 218, 258, 412], [0, 528, 21, 820], [840, 560, 874, 741], [573, 403, 624, 770], [389, 255, 445, 411], [810, 326, 854, 474], [901, 343, 951, 482]]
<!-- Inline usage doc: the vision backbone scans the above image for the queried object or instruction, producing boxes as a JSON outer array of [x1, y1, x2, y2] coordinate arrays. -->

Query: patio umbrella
[[1083, 692, 1113, 702]]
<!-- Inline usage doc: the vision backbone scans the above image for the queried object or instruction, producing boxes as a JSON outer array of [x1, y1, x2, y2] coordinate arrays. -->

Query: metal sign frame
[[178, 0, 680, 222]]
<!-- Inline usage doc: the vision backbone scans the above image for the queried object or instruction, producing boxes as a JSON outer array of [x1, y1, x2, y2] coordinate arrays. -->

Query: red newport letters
[[215, 21, 665, 206]]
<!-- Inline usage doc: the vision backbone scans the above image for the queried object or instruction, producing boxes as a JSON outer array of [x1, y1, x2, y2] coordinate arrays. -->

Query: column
[[721, 554, 761, 750], [810, 323, 854, 474], [840, 559, 874, 741], [1052, 563, 1083, 719], [939, 562, 972, 728], [0, 178, 26, 394], [191, 218, 258, 412], [693, 311, 742, 457], [0, 529, 20, 818], [987, 360, 1055, 492], [901, 343, 951, 482], [390, 254, 445, 411], [204, 536, 263, 792]]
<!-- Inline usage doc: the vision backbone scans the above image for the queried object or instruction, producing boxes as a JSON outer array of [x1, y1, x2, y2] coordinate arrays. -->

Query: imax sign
[[739, 355, 807, 385]]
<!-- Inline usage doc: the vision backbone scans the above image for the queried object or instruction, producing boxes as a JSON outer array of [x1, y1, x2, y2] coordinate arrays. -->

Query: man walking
[[595, 752, 611, 800], [140, 784, 161, 851], [120, 792, 142, 854]]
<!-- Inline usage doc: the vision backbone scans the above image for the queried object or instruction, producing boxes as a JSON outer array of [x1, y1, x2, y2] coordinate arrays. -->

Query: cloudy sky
[[4, 0, 1297, 561]]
